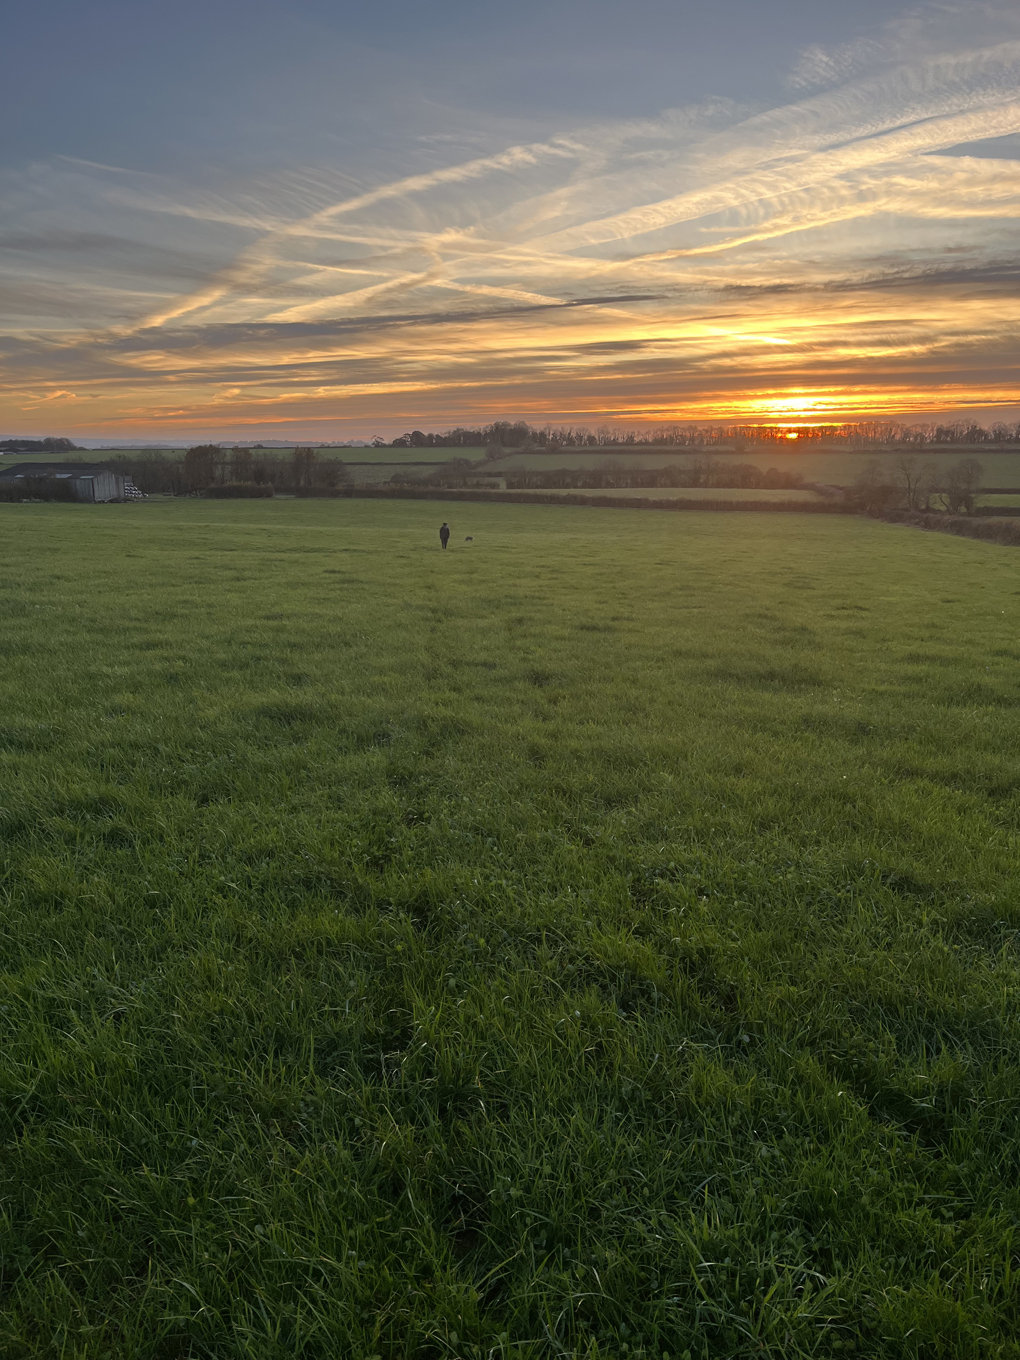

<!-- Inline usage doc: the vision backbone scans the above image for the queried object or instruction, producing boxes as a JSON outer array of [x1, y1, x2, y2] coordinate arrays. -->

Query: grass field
[[2, 498, 1019, 1359]]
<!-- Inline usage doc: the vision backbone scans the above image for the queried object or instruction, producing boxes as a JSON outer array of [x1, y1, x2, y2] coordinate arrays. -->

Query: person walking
[[439, 522, 450, 550]]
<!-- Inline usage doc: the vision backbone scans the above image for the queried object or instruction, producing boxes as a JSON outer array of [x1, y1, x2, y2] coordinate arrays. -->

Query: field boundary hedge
[[349, 487, 852, 513], [205, 482, 275, 499], [0, 478, 77, 503], [883, 509, 1020, 546]]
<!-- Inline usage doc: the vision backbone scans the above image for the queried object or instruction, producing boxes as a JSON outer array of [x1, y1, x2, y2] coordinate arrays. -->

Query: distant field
[[0, 448, 175, 465], [0, 448, 188, 466], [320, 448, 486, 466], [346, 447, 486, 465], [349, 459, 462, 484], [511, 485, 823, 502], [492, 448, 1020, 486], [0, 447, 484, 467], [2, 498, 1020, 1355], [7, 445, 1020, 488]]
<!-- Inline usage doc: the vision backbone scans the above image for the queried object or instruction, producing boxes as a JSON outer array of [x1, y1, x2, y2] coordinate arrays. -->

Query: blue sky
[[4, 1, 905, 171], [2, 0, 1019, 438]]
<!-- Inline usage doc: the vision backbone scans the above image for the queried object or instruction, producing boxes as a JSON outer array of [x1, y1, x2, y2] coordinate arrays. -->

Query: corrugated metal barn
[[0, 463, 125, 502]]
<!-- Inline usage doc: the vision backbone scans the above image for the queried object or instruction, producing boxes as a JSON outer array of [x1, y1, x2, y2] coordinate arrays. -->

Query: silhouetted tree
[[292, 446, 317, 490], [0, 437, 80, 453], [183, 444, 219, 491], [892, 454, 937, 511], [316, 458, 352, 490], [848, 459, 899, 514], [937, 457, 984, 514], [230, 446, 254, 482]]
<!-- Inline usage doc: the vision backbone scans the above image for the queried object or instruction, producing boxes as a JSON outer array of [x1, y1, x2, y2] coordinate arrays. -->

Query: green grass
[[1, 498, 1020, 1360]]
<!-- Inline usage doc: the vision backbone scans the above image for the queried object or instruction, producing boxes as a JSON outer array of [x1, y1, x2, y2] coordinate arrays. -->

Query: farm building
[[0, 463, 127, 502]]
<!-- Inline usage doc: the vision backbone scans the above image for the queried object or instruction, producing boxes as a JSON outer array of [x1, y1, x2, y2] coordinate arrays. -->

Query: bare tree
[[316, 458, 351, 490], [892, 454, 937, 510], [936, 456, 984, 514], [848, 459, 899, 514]]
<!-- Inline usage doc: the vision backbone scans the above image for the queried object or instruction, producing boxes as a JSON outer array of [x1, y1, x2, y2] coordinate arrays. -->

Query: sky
[[2, 0, 1019, 441]]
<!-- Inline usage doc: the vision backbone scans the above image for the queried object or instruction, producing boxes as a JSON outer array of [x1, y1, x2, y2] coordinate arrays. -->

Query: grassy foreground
[[1, 499, 1019, 1360]]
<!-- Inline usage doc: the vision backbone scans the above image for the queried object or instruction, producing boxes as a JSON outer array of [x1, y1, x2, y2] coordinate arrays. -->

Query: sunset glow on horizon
[[2, 1, 1019, 441]]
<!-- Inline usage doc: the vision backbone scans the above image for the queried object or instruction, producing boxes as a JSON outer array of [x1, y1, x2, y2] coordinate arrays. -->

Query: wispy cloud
[[2, 8, 1019, 435], [785, 40, 884, 92]]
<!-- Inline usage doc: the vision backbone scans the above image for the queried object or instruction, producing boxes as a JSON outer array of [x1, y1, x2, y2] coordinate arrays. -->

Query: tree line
[[388, 420, 1020, 450], [0, 437, 80, 453], [112, 446, 353, 496]]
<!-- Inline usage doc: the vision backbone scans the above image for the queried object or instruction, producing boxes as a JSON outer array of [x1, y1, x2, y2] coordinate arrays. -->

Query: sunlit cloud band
[[2, 18, 1019, 437]]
